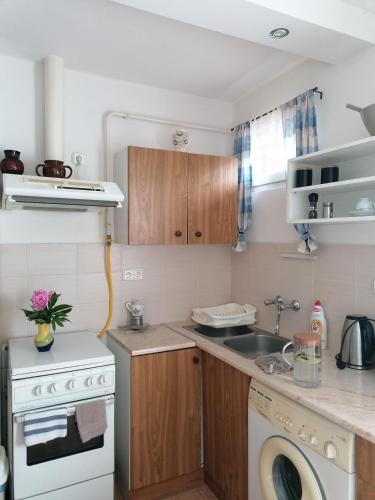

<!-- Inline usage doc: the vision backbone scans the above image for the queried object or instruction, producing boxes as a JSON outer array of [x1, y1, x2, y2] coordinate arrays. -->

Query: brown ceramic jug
[[0, 150, 24, 174], [36, 160, 73, 178]]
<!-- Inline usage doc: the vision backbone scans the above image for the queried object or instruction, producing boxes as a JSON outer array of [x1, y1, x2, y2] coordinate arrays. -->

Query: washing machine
[[249, 380, 356, 500]]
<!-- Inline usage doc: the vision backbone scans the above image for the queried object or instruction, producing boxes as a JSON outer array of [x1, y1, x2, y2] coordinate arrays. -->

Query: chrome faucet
[[264, 295, 300, 336]]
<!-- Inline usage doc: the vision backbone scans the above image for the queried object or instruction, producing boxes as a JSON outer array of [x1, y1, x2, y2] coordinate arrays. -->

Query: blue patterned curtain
[[281, 89, 319, 253], [295, 89, 319, 156], [232, 122, 252, 252]]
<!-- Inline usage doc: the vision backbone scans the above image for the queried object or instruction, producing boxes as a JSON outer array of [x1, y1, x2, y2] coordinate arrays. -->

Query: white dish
[[348, 209, 375, 217]]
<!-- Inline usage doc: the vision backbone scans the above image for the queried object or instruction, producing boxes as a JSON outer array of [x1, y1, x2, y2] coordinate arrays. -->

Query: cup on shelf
[[321, 165, 339, 184], [356, 198, 374, 211], [295, 168, 313, 188]]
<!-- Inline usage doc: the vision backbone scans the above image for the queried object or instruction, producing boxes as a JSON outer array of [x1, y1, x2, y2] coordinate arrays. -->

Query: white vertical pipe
[[44, 55, 64, 161]]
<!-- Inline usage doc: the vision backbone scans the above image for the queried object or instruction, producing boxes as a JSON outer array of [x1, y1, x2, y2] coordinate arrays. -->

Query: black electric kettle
[[336, 315, 375, 370]]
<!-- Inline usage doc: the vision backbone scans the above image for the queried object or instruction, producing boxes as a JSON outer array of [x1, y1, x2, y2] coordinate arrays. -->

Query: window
[[250, 108, 295, 186]]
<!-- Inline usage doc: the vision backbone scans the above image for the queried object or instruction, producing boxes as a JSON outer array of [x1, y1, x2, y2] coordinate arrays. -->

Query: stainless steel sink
[[182, 323, 291, 359], [224, 334, 291, 358]]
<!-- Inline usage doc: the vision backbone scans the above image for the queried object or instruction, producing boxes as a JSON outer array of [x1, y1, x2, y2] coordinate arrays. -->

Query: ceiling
[[0, 0, 373, 102]]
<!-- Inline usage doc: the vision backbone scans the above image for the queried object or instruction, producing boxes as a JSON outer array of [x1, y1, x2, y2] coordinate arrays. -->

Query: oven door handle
[[14, 395, 115, 424]]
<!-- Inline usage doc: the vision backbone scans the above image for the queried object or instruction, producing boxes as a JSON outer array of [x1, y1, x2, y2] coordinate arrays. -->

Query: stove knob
[[298, 429, 307, 441], [85, 376, 94, 387], [98, 375, 107, 385], [324, 441, 338, 459], [48, 383, 59, 394], [310, 435, 319, 447], [34, 385, 45, 396], [67, 380, 75, 391]]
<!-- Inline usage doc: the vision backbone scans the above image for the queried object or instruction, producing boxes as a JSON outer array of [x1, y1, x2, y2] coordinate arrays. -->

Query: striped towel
[[24, 408, 68, 447]]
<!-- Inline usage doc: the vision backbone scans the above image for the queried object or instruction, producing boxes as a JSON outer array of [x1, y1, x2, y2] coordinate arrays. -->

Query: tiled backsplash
[[2, 240, 374, 353], [0, 244, 231, 343], [231, 242, 375, 354]]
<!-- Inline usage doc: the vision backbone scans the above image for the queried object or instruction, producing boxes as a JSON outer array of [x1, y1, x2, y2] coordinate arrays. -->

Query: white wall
[[0, 54, 233, 244], [234, 46, 375, 244]]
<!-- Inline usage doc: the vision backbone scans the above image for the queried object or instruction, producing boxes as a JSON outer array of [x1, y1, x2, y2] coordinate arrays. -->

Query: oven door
[[12, 395, 114, 500]]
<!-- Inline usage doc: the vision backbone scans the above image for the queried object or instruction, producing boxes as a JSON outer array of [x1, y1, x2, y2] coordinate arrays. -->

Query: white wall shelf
[[290, 136, 375, 165], [287, 136, 375, 224], [292, 216, 375, 224], [289, 175, 375, 195]]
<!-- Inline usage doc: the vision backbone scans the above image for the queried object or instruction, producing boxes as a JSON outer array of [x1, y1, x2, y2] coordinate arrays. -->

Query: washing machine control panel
[[249, 381, 355, 473]]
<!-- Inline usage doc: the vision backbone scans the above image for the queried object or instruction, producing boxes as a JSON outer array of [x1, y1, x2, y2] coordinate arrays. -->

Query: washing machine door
[[259, 436, 325, 500]]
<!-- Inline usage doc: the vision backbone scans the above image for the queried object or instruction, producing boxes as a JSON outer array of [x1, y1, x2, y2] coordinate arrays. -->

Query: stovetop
[[8, 331, 114, 380]]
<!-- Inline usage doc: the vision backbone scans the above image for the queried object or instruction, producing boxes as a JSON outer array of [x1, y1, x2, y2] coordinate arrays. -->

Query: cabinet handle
[[193, 356, 200, 364], [175, 230, 182, 237], [195, 231, 202, 238]]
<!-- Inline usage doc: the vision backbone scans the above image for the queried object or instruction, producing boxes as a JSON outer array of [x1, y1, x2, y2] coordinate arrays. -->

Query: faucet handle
[[290, 300, 301, 311], [265, 295, 285, 306], [275, 295, 285, 306]]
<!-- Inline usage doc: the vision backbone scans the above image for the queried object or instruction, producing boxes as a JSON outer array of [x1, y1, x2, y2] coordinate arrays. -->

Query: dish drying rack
[[192, 303, 256, 328]]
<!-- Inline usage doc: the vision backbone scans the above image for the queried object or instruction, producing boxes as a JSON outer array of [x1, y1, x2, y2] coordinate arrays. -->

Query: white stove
[[8, 332, 115, 412], [8, 331, 115, 500], [8, 330, 114, 377]]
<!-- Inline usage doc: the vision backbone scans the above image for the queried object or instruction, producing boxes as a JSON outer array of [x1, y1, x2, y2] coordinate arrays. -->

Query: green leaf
[[21, 308, 34, 315], [48, 292, 59, 310], [28, 311, 43, 320], [50, 304, 72, 313]]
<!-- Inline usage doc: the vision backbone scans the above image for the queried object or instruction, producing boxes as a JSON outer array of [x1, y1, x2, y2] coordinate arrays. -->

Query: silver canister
[[322, 202, 333, 218]]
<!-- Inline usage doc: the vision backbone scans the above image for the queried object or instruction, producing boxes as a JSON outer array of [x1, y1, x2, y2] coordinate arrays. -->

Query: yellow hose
[[97, 235, 113, 339]]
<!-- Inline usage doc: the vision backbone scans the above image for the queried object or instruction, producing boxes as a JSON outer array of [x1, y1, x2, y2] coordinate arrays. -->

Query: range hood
[[2, 174, 124, 211]]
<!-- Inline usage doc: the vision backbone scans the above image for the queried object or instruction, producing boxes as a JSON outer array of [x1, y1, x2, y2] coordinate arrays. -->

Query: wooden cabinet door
[[358, 478, 375, 500], [357, 435, 375, 499], [188, 154, 237, 244], [131, 348, 201, 490], [128, 146, 188, 245], [202, 352, 250, 500]]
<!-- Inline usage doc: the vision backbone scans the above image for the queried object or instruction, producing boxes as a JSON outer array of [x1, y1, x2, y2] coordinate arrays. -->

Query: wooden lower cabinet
[[131, 348, 202, 491], [202, 352, 250, 500], [357, 477, 375, 500], [357, 435, 375, 499]]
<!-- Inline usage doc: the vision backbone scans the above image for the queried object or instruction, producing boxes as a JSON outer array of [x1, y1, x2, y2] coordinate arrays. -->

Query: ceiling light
[[269, 28, 289, 39]]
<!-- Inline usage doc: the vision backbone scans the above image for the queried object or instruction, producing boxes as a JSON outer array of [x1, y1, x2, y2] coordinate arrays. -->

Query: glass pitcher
[[282, 333, 322, 388]]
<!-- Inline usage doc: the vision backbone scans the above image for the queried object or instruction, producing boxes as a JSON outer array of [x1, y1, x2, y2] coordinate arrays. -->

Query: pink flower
[[31, 289, 53, 311]]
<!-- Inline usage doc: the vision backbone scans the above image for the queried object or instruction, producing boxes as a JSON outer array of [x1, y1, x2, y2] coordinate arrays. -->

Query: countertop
[[167, 321, 375, 445], [108, 324, 195, 356]]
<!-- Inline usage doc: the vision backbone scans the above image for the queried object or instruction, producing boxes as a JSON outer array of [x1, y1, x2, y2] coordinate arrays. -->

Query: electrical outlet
[[124, 270, 133, 280], [71, 152, 84, 165], [133, 269, 143, 280], [123, 269, 144, 280]]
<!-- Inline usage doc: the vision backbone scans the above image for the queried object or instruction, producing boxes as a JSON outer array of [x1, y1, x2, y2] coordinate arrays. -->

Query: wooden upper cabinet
[[128, 146, 188, 245], [188, 153, 237, 245], [127, 146, 237, 245]]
